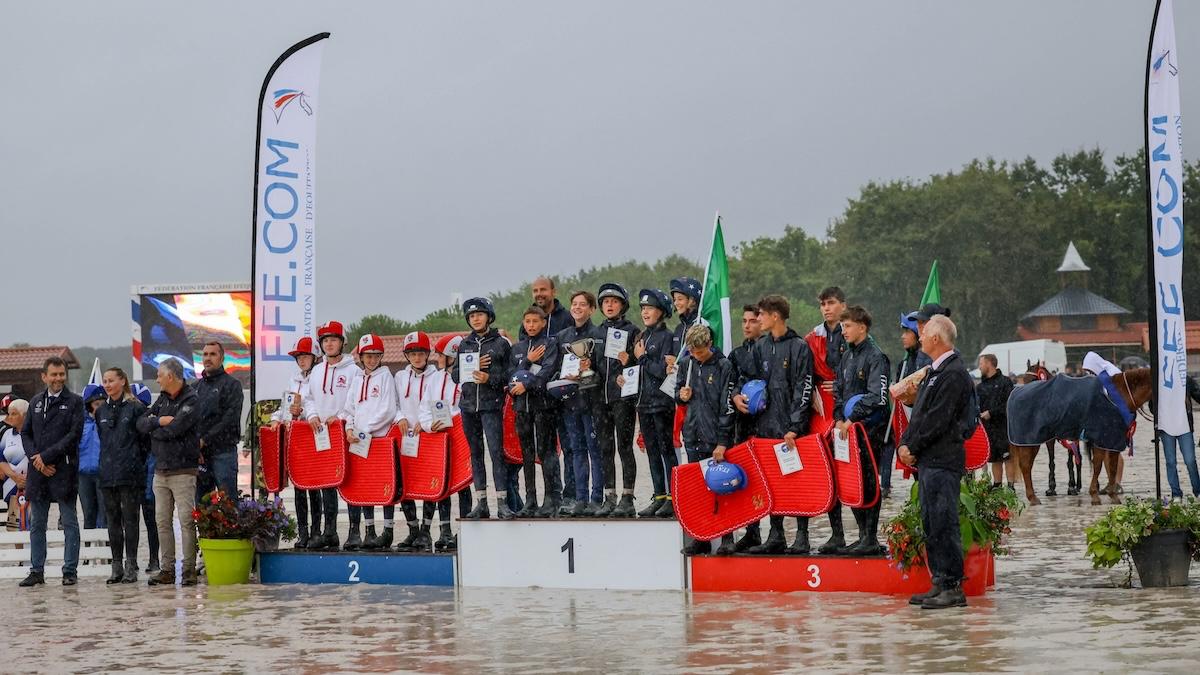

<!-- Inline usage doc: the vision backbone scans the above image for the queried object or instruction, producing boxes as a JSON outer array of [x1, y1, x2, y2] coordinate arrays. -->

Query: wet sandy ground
[[9, 424, 1199, 673]]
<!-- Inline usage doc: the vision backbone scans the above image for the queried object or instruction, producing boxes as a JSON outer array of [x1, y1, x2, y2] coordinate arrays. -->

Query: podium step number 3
[[459, 520, 685, 590]]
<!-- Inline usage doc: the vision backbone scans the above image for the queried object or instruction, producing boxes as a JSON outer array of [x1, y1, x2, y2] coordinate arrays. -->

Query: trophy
[[568, 338, 599, 389]]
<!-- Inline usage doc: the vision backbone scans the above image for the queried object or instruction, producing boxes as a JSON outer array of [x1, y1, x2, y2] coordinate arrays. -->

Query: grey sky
[[1, 1, 1196, 348]]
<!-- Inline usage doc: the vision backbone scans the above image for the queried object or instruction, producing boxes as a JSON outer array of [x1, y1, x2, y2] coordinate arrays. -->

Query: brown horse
[[1011, 368, 1152, 506]]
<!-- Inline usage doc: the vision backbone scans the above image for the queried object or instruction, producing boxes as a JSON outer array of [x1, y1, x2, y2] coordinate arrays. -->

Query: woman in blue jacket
[[79, 384, 107, 529]]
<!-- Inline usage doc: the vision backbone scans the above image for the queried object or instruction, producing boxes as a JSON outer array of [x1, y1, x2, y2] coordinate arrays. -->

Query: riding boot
[[681, 537, 713, 556], [747, 516, 786, 554], [295, 501, 310, 550], [375, 526, 394, 550], [638, 495, 664, 518], [516, 491, 539, 518], [107, 560, 124, 584], [434, 523, 455, 552], [594, 491, 618, 517], [854, 508, 885, 556], [343, 512, 363, 552], [653, 496, 675, 519], [785, 520, 810, 555], [411, 523, 433, 552], [307, 521, 322, 550], [536, 493, 562, 519], [842, 508, 868, 554], [1046, 446, 1057, 496], [394, 521, 421, 552], [319, 490, 340, 550], [361, 525, 380, 550], [611, 493, 636, 518], [733, 526, 762, 552], [817, 511, 846, 554], [496, 494, 516, 520], [465, 494, 491, 520], [714, 534, 737, 555]]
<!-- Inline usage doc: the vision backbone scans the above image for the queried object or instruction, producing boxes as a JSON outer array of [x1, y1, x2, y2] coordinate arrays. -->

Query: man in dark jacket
[[591, 283, 641, 517], [454, 297, 517, 520], [676, 324, 736, 555], [19, 357, 84, 587], [976, 353, 1015, 490], [832, 306, 891, 556], [732, 294, 815, 555], [898, 315, 973, 609], [193, 342, 243, 500], [881, 312, 933, 497], [137, 359, 203, 587]]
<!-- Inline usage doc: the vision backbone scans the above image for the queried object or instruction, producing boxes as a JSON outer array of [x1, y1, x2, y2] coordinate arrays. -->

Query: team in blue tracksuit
[[510, 306, 563, 518], [633, 288, 678, 519]]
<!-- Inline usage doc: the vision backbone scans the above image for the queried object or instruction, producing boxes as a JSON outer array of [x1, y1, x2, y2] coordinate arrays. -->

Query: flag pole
[[1143, 0, 1164, 503]]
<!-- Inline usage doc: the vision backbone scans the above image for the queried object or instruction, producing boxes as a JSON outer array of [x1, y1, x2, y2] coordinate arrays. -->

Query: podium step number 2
[[459, 520, 685, 590]]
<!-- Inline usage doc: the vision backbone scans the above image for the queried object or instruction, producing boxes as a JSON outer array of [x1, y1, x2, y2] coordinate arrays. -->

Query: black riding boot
[[817, 508, 846, 554], [412, 523, 433, 552], [434, 523, 455, 552], [465, 494, 491, 520], [733, 524, 762, 552], [496, 494, 516, 520], [375, 525, 394, 550], [516, 490, 539, 518], [318, 491, 340, 551], [638, 495, 664, 518], [714, 533, 737, 555], [294, 491, 310, 550], [611, 493, 636, 518], [343, 509, 362, 551], [394, 521, 421, 552], [747, 516, 786, 554], [594, 491, 618, 517], [786, 518, 810, 554], [361, 525, 380, 550]]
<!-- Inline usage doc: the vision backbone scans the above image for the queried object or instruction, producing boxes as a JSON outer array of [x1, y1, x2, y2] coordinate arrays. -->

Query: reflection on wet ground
[[12, 425, 1198, 673]]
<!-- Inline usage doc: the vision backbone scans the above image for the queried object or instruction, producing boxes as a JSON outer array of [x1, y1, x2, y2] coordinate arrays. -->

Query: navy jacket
[[95, 396, 148, 488], [595, 316, 641, 406], [740, 329, 815, 438], [976, 371, 1013, 451], [454, 328, 513, 414], [193, 367, 243, 456], [901, 352, 973, 471], [635, 321, 675, 412], [22, 388, 85, 503], [519, 299, 572, 341], [834, 337, 891, 435], [136, 383, 202, 472], [510, 328, 561, 413], [675, 352, 736, 449], [556, 320, 598, 412]]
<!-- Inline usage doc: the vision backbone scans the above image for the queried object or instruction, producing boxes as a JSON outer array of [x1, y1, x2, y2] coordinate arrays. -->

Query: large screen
[[135, 291, 252, 387]]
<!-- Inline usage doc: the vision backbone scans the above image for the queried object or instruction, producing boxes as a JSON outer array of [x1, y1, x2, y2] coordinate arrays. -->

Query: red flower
[[998, 507, 1011, 521], [192, 509, 201, 521], [211, 494, 220, 505]]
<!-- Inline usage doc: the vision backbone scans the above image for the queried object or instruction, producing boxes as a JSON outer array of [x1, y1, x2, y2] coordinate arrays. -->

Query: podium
[[459, 519, 685, 590], [259, 551, 456, 587]]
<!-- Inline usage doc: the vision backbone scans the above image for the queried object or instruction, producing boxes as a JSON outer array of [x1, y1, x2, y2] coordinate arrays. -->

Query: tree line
[[350, 149, 1200, 363]]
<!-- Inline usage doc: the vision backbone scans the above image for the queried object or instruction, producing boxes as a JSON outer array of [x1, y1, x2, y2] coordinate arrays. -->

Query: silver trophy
[[568, 338, 598, 388]]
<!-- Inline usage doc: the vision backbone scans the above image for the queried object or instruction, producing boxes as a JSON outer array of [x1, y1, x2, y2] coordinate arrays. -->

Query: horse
[[1008, 368, 1152, 506], [1019, 361, 1084, 498]]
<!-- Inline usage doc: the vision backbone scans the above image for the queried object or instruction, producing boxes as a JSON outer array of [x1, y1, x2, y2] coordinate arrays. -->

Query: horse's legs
[[1016, 445, 1041, 505], [1067, 447, 1080, 495], [1089, 448, 1104, 505], [1046, 442, 1057, 496], [1106, 453, 1121, 503]]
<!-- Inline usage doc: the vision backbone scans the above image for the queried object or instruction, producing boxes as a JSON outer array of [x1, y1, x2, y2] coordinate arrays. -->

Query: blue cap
[[670, 277, 703, 303], [705, 460, 748, 495], [546, 379, 579, 402], [900, 311, 919, 334], [843, 393, 865, 419], [82, 384, 105, 404], [741, 379, 768, 415], [508, 369, 535, 391], [637, 288, 674, 319], [462, 297, 496, 323]]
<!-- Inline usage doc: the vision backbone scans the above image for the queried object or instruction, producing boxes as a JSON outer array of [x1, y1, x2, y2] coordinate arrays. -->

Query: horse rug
[[339, 435, 400, 506], [832, 423, 879, 509], [1007, 375, 1130, 451], [259, 424, 287, 492], [672, 442, 772, 541], [286, 419, 347, 490], [749, 435, 835, 517]]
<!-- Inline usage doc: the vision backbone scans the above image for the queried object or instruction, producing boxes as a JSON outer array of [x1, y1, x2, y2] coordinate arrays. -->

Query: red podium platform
[[690, 548, 994, 596]]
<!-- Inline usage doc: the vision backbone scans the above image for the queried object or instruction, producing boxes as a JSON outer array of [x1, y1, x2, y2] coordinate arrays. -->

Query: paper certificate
[[459, 352, 479, 383], [620, 366, 640, 397], [833, 434, 851, 463], [604, 327, 626, 360], [430, 400, 453, 428], [774, 441, 803, 475], [401, 429, 420, 457], [560, 353, 581, 378], [314, 423, 332, 452], [659, 370, 678, 398], [283, 391, 300, 420], [349, 431, 371, 458]]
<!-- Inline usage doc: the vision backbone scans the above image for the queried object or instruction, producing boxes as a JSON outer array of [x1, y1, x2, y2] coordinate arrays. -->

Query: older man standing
[[137, 359, 202, 587], [194, 342, 243, 500], [898, 315, 973, 609], [19, 357, 85, 587]]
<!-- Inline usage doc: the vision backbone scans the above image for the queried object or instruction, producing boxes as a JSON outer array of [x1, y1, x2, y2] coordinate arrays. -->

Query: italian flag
[[700, 213, 732, 354]]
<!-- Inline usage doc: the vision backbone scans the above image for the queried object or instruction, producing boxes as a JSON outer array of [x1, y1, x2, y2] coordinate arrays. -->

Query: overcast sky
[[2, 1, 1196, 348]]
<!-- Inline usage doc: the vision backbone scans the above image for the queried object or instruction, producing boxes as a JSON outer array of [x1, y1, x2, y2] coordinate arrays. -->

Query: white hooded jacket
[[339, 366, 398, 438], [418, 366, 461, 430], [394, 364, 434, 427], [271, 369, 312, 423], [303, 356, 361, 422]]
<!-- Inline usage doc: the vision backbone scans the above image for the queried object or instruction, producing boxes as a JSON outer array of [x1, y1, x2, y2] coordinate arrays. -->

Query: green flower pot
[[198, 538, 255, 585]]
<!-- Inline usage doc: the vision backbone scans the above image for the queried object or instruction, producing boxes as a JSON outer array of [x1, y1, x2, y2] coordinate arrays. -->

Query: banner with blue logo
[[1146, 1, 1186, 436], [252, 33, 330, 400]]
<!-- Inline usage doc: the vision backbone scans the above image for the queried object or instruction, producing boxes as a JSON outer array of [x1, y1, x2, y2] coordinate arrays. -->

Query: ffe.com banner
[[1146, 1, 1186, 435], [252, 33, 329, 400]]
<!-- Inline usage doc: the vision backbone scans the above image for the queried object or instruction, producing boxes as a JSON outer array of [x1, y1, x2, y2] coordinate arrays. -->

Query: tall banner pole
[[251, 32, 330, 499], [1145, 0, 1185, 503]]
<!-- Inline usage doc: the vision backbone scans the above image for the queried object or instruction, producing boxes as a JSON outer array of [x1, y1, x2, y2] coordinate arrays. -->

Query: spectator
[[976, 354, 1015, 490], [19, 357, 85, 588], [78, 383, 107, 529], [132, 383, 159, 574], [95, 367, 146, 584], [193, 342, 244, 500], [137, 359, 202, 587], [898, 315, 973, 609], [2, 400, 30, 532]]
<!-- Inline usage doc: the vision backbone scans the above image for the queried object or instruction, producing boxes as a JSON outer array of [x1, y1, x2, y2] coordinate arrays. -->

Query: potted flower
[[886, 477, 1022, 591], [1085, 497, 1199, 588], [194, 490, 297, 585]]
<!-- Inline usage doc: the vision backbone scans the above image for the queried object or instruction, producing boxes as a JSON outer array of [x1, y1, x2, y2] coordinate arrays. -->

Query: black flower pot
[[1131, 528, 1192, 588]]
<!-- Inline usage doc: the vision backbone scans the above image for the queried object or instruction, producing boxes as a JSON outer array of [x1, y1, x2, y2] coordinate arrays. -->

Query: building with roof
[[1016, 242, 1144, 365], [0, 346, 81, 399]]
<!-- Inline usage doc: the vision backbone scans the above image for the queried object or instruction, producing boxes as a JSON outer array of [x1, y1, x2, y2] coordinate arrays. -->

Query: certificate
[[283, 391, 300, 421], [349, 431, 371, 458], [560, 353, 581, 378], [400, 429, 420, 457], [314, 423, 332, 452], [430, 400, 453, 428], [604, 327, 626, 360], [659, 370, 678, 398], [774, 441, 804, 475], [459, 352, 479, 383], [833, 433, 851, 463], [620, 366, 640, 398]]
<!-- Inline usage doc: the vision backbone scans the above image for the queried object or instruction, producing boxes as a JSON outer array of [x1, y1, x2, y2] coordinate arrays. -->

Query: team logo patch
[[337, 376, 347, 386], [370, 385, 380, 398]]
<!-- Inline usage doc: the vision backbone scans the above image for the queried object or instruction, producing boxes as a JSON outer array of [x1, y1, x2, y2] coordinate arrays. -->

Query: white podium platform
[[459, 518, 686, 590]]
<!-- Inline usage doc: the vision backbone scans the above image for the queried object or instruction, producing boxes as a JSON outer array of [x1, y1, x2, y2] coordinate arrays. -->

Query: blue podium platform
[[258, 551, 456, 586]]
